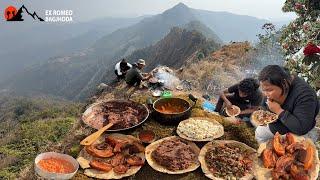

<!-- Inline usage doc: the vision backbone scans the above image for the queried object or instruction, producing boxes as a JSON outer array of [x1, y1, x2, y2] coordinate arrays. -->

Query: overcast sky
[[1, 0, 296, 22]]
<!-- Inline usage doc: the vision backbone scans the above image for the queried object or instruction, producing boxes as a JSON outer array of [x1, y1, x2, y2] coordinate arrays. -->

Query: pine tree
[[280, 0, 320, 94]]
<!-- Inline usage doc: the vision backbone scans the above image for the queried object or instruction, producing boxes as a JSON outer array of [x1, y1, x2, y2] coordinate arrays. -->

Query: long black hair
[[258, 65, 292, 95]]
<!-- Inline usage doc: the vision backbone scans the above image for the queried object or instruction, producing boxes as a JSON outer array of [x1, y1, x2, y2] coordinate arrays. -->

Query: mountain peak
[[174, 2, 189, 9], [164, 3, 190, 14], [162, 2, 195, 22]]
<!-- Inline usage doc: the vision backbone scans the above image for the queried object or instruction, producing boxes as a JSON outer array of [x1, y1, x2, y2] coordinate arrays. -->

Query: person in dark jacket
[[255, 65, 319, 143], [215, 78, 263, 119], [125, 59, 151, 86]]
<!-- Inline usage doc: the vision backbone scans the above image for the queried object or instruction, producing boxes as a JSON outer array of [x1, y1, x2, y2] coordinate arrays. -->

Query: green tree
[[280, 0, 320, 94], [252, 23, 284, 69]]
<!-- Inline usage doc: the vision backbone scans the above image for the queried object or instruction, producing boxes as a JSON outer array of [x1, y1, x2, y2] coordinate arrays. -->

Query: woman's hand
[[266, 99, 284, 115]]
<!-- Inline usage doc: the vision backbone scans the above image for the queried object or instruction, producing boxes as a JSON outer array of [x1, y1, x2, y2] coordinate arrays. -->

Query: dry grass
[[177, 42, 253, 98], [178, 59, 243, 97]]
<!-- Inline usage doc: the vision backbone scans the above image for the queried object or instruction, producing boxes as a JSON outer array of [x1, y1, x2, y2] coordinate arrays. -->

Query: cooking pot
[[82, 100, 149, 132], [147, 94, 197, 125]]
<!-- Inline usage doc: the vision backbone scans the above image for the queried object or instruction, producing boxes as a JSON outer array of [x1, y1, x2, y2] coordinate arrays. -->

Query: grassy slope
[[0, 95, 83, 179]]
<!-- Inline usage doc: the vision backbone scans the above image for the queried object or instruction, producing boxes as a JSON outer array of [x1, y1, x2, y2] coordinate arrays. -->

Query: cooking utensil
[[80, 122, 114, 146], [82, 100, 149, 132], [148, 94, 197, 125]]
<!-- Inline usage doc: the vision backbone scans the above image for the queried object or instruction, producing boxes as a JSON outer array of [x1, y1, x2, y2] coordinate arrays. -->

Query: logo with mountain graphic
[[4, 5, 44, 21]]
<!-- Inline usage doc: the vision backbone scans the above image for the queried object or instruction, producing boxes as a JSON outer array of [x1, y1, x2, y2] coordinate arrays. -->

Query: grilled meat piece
[[126, 155, 144, 166], [111, 153, 125, 167], [273, 132, 286, 156], [89, 160, 112, 172], [271, 169, 290, 180], [286, 142, 306, 154], [85, 143, 114, 158], [105, 136, 130, 152], [292, 172, 309, 180], [128, 142, 145, 154], [290, 164, 309, 180], [113, 164, 129, 174], [285, 133, 295, 146], [295, 149, 307, 163], [274, 155, 294, 172], [262, 148, 277, 168], [303, 143, 315, 170]]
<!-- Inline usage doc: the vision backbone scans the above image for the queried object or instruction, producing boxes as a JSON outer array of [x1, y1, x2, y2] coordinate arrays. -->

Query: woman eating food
[[255, 65, 319, 143]]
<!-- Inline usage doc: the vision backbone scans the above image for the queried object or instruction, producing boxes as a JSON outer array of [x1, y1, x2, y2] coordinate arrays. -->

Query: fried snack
[[272, 132, 285, 156]]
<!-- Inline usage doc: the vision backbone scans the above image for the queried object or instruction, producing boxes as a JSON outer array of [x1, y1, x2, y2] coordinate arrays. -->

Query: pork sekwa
[[260, 132, 318, 179], [83, 101, 148, 130], [152, 138, 197, 171], [77, 134, 146, 179]]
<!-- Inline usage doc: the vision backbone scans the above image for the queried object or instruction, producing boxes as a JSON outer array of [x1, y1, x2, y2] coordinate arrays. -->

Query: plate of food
[[251, 110, 278, 126], [225, 105, 241, 117], [82, 100, 149, 131], [256, 132, 319, 180], [177, 117, 224, 141], [198, 140, 258, 180], [77, 133, 145, 179], [35, 152, 79, 179], [145, 136, 200, 174]]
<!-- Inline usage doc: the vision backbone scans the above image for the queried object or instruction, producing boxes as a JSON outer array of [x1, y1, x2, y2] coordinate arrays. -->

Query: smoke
[[245, 41, 285, 78], [153, 66, 181, 90]]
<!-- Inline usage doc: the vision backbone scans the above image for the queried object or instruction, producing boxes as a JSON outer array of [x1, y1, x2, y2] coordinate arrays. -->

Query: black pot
[[147, 94, 197, 125]]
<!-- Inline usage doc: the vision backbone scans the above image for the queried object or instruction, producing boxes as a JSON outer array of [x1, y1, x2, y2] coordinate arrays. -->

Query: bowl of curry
[[152, 97, 197, 125]]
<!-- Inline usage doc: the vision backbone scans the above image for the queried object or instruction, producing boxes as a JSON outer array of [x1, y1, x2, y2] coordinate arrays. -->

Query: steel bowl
[[34, 152, 79, 180]]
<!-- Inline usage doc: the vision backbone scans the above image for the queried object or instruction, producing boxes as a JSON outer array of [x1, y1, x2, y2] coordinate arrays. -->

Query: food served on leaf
[[77, 133, 146, 179], [199, 140, 257, 179], [251, 110, 278, 126], [225, 105, 241, 117], [82, 100, 148, 130], [177, 117, 224, 141], [145, 136, 200, 174], [257, 132, 319, 180]]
